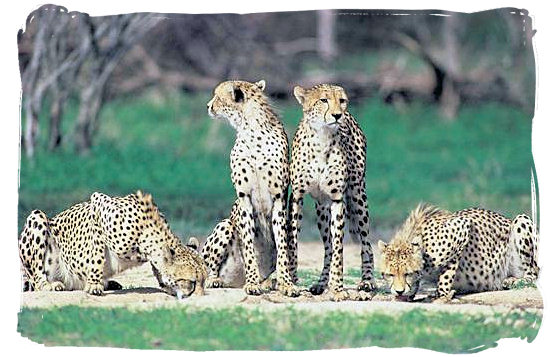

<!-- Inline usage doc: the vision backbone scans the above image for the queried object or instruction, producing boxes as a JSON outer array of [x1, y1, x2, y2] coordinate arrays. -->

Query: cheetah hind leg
[[19, 210, 64, 292], [510, 214, 540, 283]]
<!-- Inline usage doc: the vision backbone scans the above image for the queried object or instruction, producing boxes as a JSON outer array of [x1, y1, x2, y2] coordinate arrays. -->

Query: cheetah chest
[[232, 133, 283, 215], [303, 139, 346, 202]]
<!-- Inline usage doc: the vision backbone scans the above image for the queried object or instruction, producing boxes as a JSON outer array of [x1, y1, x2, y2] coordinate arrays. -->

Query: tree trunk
[[24, 100, 39, 158], [317, 10, 337, 63], [74, 85, 103, 154], [47, 81, 67, 150], [440, 15, 461, 120]]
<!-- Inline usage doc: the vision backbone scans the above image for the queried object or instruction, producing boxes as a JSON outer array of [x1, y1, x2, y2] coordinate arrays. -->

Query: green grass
[[297, 267, 382, 288], [17, 305, 541, 351], [18, 89, 535, 239]]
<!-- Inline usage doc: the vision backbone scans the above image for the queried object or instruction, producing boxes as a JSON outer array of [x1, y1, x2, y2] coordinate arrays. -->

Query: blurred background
[[18, 5, 536, 240]]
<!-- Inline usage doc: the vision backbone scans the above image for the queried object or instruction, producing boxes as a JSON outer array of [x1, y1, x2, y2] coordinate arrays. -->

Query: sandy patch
[[20, 243, 543, 315]]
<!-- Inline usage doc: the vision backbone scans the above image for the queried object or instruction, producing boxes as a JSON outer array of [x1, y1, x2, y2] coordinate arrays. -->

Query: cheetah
[[19, 191, 207, 299], [287, 84, 375, 301], [378, 203, 539, 302], [203, 79, 299, 296]]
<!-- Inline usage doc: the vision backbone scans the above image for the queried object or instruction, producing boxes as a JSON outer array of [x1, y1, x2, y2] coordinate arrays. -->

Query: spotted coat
[[378, 203, 539, 302], [287, 84, 375, 301], [202, 79, 299, 297], [19, 191, 207, 299]]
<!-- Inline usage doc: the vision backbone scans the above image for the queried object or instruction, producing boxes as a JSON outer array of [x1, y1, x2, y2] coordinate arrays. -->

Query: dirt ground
[[20, 242, 544, 314]]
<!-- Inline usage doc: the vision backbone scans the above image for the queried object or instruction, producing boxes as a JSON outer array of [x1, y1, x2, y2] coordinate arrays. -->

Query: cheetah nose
[[332, 113, 342, 120], [395, 289, 405, 296]]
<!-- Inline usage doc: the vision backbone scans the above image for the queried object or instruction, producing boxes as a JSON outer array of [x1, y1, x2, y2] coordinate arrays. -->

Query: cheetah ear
[[163, 245, 175, 265], [377, 240, 387, 252], [187, 237, 200, 251], [136, 190, 153, 203], [255, 80, 266, 91], [231, 86, 245, 103], [293, 85, 306, 105], [411, 236, 422, 248]]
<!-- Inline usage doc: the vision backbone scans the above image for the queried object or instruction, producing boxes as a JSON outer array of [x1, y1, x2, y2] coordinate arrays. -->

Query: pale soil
[[20, 242, 543, 315]]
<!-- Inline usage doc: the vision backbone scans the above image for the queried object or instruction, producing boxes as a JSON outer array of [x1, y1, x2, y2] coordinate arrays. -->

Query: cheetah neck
[[307, 120, 339, 148], [237, 102, 280, 133]]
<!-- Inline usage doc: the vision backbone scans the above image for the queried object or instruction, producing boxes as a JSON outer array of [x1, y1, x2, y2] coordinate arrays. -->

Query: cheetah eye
[[339, 98, 347, 104], [320, 98, 328, 103]]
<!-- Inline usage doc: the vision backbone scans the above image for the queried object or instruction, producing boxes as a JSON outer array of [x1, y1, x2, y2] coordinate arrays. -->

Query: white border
[[1, 1, 548, 356]]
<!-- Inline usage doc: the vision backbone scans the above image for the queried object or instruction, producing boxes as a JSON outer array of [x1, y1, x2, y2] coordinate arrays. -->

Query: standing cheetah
[[203, 79, 299, 297], [288, 84, 375, 301], [378, 203, 539, 302], [19, 191, 207, 299]]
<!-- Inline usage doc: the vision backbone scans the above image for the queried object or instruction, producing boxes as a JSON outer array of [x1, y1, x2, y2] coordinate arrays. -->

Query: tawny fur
[[379, 203, 539, 301], [19, 191, 207, 299]]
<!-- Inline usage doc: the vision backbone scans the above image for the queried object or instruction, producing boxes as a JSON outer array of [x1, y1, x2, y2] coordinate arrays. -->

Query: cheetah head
[[378, 237, 424, 301], [293, 84, 348, 130], [158, 245, 207, 300], [135, 191, 207, 299], [206, 79, 267, 129]]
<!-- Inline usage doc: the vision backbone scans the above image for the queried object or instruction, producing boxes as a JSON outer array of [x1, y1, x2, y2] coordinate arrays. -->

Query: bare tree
[[317, 10, 337, 63], [21, 7, 54, 158], [73, 13, 159, 154], [439, 14, 461, 120], [19, 5, 158, 156]]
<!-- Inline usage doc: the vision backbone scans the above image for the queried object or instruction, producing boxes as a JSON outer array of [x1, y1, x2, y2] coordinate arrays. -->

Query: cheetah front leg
[[347, 184, 376, 293], [287, 193, 303, 284], [272, 197, 300, 297], [238, 196, 265, 295], [434, 259, 459, 303], [202, 218, 234, 288], [84, 223, 107, 296], [310, 201, 332, 295], [327, 200, 349, 302], [433, 218, 472, 303], [19, 210, 65, 292]]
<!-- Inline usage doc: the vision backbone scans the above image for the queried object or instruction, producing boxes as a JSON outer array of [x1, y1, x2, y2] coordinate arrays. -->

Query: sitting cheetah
[[288, 84, 375, 301], [19, 191, 207, 299], [378, 203, 539, 302], [203, 79, 299, 296]]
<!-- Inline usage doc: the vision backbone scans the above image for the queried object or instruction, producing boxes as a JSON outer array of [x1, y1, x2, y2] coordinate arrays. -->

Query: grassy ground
[[18, 91, 534, 239], [17, 305, 540, 352]]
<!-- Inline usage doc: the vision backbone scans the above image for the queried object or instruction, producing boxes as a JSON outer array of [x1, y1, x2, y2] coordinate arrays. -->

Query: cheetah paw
[[327, 289, 349, 302], [309, 283, 327, 295], [349, 289, 374, 301], [277, 282, 301, 297], [502, 277, 519, 289], [357, 280, 377, 293], [85, 282, 104, 296], [432, 290, 455, 304], [206, 277, 224, 288], [243, 282, 267, 296], [44, 281, 65, 291]]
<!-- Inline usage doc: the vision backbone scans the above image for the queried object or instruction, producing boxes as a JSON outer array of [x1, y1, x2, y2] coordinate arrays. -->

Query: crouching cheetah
[[288, 84, 376, 301], [203, 79, 299, 297], [378, 203, 539, 302], [19, 191, 207, 299]]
